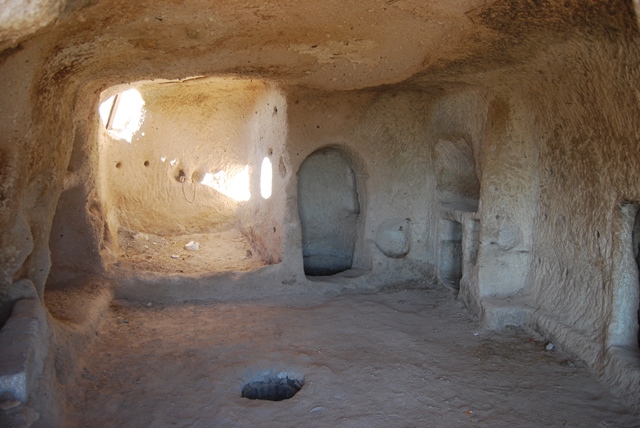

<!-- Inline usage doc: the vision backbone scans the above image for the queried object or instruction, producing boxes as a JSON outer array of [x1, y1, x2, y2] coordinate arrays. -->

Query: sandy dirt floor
[[60, 284, 640, 427], [115, 228, 265, 274]]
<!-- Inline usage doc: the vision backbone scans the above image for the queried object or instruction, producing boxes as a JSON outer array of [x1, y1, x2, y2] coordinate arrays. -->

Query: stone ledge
[[0, 403, 39, 428], [602, 345, 640, 411], [481, 295, 536, 330], [531, 311, 640, 411]]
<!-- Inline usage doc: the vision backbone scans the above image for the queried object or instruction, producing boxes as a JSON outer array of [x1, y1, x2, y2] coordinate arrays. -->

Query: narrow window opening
[[260, 156, 273, 199]]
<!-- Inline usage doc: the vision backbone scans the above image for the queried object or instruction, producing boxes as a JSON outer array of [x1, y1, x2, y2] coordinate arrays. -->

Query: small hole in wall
[[144, 160, 150, 167], [268, 148, 273, 156], [273, 227, 276, 233], [115, 162, 122, 169]]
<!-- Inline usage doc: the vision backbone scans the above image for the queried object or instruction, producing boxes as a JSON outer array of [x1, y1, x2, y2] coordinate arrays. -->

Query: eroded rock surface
[[1, 0, 640, 425]]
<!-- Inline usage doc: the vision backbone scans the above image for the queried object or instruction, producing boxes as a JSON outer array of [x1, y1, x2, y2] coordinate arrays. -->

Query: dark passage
[[439, 219, 463, 289], [297, 148, 360, 276]]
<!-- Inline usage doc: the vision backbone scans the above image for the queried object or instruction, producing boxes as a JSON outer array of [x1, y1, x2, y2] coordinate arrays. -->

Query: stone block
[[0, 299, 48, 404]]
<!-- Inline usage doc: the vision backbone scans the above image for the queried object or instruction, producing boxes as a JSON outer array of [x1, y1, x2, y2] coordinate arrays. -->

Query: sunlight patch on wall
[[201, 165, 251, 201], [99, 88, 146, 143]]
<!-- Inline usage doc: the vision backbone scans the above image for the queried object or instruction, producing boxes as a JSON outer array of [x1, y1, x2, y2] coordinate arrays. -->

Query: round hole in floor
[[241, 372, 304, 401]]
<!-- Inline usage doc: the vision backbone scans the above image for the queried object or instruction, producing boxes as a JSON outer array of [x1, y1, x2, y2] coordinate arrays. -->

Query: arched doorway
[[297, 148, 360, 276], [633, 209, 640, 345]]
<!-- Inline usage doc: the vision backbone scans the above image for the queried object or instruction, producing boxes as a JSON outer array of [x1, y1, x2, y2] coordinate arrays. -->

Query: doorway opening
[[438, 219, 463, 289], [297, 148, 360, 276], [609, 202, 640, 349], [633, 209, 640, 345]]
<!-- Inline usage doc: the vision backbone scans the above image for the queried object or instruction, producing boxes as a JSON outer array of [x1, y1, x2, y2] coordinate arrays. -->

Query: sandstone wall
[[2, 0, 640, 421], [100, 78, 262, 235], [522, 35, 640, 405], [284, 89, 439, 283], [238, 84, 288, 265]]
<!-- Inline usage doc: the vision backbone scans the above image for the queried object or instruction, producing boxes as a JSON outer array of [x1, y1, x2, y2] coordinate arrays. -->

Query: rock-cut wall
[[523, 34, 640, 406]]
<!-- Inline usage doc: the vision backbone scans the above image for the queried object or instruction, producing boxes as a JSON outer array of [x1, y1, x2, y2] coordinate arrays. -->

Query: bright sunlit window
[[260, 157, 273, 199], [99, 88, 145, 143]]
